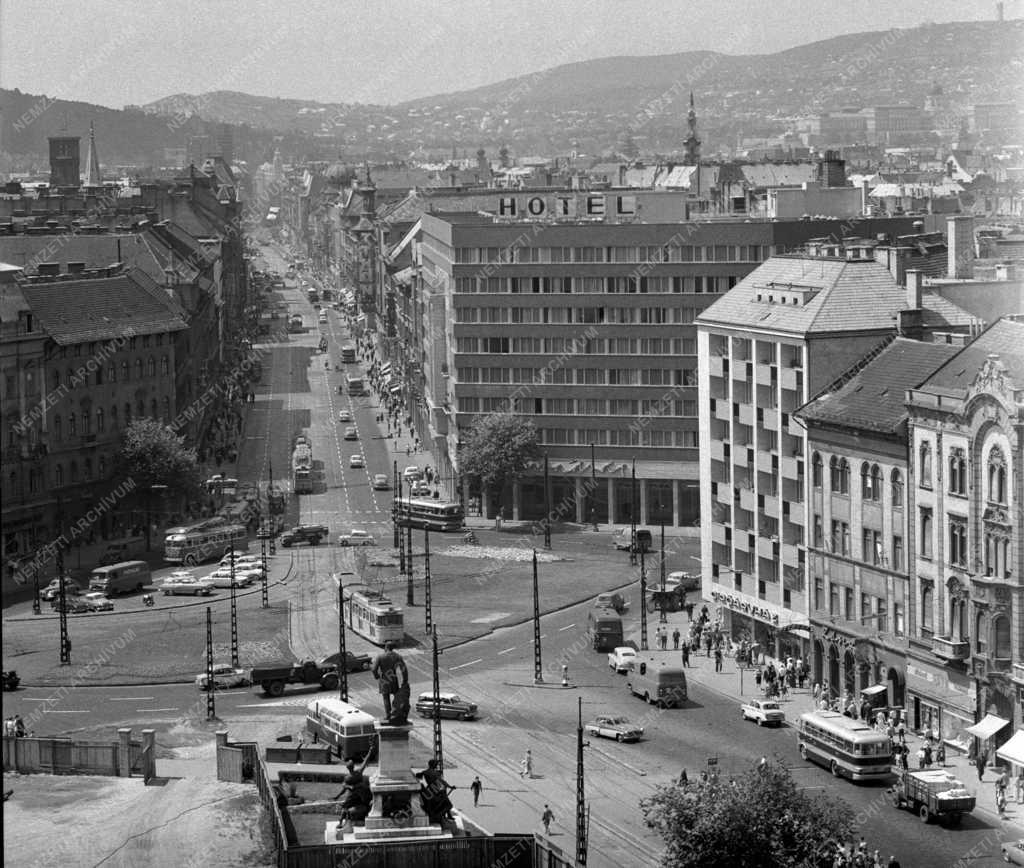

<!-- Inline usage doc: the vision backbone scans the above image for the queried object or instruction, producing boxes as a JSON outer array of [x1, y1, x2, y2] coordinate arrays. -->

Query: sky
[[0, 0, 1007, 109]]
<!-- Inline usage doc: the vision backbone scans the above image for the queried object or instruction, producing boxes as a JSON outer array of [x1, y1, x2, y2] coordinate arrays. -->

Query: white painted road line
[[109, 697, 154, 701], [136, 708, 179, 713], [558, 623, 576, 632], [498, 647, 517, 655], [449, 659, 482, 671], [42, 710, 88, 714]]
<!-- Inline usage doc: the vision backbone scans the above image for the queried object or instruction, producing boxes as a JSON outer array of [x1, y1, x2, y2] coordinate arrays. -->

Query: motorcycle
[[462, 531, 478, 545], [142, 594, 155, 608]]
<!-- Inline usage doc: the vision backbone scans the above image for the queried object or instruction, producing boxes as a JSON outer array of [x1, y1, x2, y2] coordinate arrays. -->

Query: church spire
[[83, 121, 102, 186], [683, 92, 701, 167]]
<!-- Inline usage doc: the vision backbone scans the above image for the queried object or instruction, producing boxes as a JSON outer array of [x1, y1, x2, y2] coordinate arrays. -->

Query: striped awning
[[389, 382, 403, 394], [380, 363, 392, 376]]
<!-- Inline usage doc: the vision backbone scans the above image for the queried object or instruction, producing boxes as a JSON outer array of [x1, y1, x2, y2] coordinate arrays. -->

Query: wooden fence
[[2, 729, 155, 780], [215, 731, 259, 783]]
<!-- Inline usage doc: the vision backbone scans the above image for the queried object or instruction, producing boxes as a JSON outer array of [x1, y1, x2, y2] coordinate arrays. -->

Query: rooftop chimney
[[37, 262, 60, 277], [947, 215, 974, 279], [905, 269, 923, 308]]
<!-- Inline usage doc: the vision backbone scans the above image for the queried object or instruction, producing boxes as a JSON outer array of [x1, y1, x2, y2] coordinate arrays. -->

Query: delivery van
[[626, 658, 688, 708], [88, 560, 151, 596]]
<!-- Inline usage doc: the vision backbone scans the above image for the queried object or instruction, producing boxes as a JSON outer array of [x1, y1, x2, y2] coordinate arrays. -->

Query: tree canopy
[[458, 413, 541, 501], [641, 759, 854, 868], [118, 418, 202, 495]]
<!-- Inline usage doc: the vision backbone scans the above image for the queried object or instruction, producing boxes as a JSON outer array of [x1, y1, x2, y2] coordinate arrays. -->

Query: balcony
[[781, 366, 800, 392], [715, 400, 733, 423], [762, 496, 779, 519], [710, 440, 728, 463], [761, 407, 779, 430], [737, 403, 754, 426], [712, 523, 730, 546], [757, 535, 780, 561], [931, 636, 970, 661], [739, 488, 757, 513], [709, 355, 725, 379]]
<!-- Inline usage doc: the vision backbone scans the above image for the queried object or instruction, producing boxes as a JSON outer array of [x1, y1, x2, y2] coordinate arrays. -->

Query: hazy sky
[[0, 0, 1005, 108]]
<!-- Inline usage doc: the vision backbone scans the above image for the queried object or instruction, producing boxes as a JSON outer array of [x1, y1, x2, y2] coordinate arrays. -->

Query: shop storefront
[[809, 623, 907, 710], [905, 655, 976, 748], [710, 588, 809, 664]]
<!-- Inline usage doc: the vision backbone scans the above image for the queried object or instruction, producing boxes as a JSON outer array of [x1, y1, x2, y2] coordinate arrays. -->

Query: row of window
[[454, 275, 737, 295], [811, 455, 905, 505], [455, 367, 698, 386], [812, 514, 904, 570], [50, 398, 171, 441], [534, 427, 700, 447], [917, 507, 1012, 576], [919, 588, 1013, 657], [7, 453, 110, 496], [455, 336, 698, 355], [453, 305, 701, 324], [917, 442, 1009, 504], [814, 579, 904, 635], [47, 356, 172, 392], [453, 244, 770, 265], [458, 396, 698, 417]]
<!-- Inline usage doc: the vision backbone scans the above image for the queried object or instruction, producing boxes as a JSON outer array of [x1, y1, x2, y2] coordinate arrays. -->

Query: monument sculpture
[[371, 641, 410, 725]]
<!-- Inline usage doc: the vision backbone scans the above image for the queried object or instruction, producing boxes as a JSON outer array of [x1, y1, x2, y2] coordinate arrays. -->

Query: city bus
[[340, 345, 356, 364], [391, 497, 465, 532], [163, 520, 249, 566], [797, 710, 894, 781], [305, 698, 377, 761], [341, 584, 405, 646], [346, 375, 366, 396]]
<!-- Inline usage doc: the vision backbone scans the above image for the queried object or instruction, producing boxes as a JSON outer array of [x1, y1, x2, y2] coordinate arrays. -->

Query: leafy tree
[[458, 414, 541, 518], [119, 418, 202, 492], [641, 759, 854, 868]]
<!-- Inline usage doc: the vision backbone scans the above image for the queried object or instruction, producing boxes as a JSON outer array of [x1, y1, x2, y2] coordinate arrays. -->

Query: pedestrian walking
[[997, 766, 1009, 800], [813, 682, 821, 702], [672, 628, 680, 650], [470, 776, 482, 807], [1016, 768, 1024, 803], [755, 669, 763, 691], [922, 742, 932, 769], [681, 644, 690, 668], [977, 747, 989, 781], [521, 749, 533, 779], [714, 646, 723, 673], [541, 804, 555, 834]]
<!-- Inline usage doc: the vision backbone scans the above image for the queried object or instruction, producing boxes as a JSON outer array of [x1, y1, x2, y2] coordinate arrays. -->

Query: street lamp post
[[639, 545, 648, 651], [532, 550, 543, 684], [659, 516, 667, 624], [338, 573, 348, 702], [629, 460, 637, 567], [590, 443, 598, 531], [543, 452, 552, 550]]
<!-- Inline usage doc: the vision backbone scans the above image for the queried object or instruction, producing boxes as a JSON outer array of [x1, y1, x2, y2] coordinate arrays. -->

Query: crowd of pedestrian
[[3, 716, 27, 737], [825, 838, 900, 868]]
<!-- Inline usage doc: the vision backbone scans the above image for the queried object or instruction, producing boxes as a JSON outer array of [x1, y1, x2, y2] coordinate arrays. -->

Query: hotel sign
[[496, 192, 637, 221], [710, 589, 782, 626]]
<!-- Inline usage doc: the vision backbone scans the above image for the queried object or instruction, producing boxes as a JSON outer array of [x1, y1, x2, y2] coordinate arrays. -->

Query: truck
[[889, 769, 975, 825], [249, 659, 341, 697], [626, 658, 688, 708], [588, 607, 624, 651]]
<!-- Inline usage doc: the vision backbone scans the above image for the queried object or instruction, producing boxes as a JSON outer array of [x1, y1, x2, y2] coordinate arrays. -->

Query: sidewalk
[[634, 605, 1024, 833]]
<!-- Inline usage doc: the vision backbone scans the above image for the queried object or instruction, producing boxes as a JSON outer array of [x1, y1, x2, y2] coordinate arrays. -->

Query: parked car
[[338, 529, 376, 547], [219, 553, 261, 569], [1001, 840, 1024, 865], [338, 409, 353, 423], [349, 455, 365, 468], [371, 474, 390, 490], [608, 647, 637, 673], [97, 538, 145, 566], [51, 597, 90, 614], [595, 592, 630, 614], [584, 715, 644, 743], [205, 568, 257, 588], [195, 663, 250, 691], [281, 525, 329, 547], [41, 579, 84, 602], [344, 426, 359, 440], [403, 466, 422, 481], [613, 528, 653, 552], [82, 592, 115, 612], [415, 691, 477, 721], [319, 651, 373, 673], [740, 699, 786, 726], [161, 574, 215, 596]]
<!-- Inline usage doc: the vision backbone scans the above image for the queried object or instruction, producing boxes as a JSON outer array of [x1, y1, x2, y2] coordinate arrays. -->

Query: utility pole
[[576, 696, 588, 866], [260, 532, 269, 608], [639, 545, 648, 651], [393, 460, 400, 548], [338, 574, 348, 702], [205, 606, 216, 721], [629, 460, 638, 567], [423, 528, 432, 633], [57, 547, 70, 664], [398, 476, 406, 575], [32, 557, 41, 615], [431, 625, 443, 772], [543, 452, 551, 550], [590, 442, 598, 531], [406, 522, 414, 606], [229, 540, 239, 668], [660, 519, 667, 624], [532, 550, 543, 684]]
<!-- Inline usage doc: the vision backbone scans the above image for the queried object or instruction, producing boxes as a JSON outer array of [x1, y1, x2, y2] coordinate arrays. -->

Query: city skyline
[[0, 0, 1008, 110]]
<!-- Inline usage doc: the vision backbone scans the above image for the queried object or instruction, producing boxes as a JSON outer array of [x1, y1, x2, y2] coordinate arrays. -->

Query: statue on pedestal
[[371, 641, 410, 726]]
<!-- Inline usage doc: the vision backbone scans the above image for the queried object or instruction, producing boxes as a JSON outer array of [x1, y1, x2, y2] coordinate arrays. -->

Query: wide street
[[2, 248, 1013, 867]]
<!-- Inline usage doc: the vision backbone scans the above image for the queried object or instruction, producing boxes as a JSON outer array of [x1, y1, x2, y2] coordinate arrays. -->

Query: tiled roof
[[916, 317, 1024, 394], [920, 292, 981, 329], [20, 270, 188, 345], [797, 337, 961, 433], [697, 256, 906, 335]]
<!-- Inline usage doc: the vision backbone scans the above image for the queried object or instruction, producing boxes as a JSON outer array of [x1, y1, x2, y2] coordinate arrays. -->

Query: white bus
[[391, 497, 465, 532], [797, 710, 893, 781], [163, 520, 249, 566], [341, 584, 404, 646], [305, 698, 376, 761]]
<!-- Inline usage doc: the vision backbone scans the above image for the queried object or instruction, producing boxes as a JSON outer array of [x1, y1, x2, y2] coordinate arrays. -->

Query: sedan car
[[161, 575, 214, 596], [219, 553, 261, 569], [82, 592, 114, 612], [205, 568, 258, 589], [403, 466, 422, 481], [371, 474, 390, 490], [584, 715, 644, 743], [343, 426, 359, 440], [51, 598, 90, 614], [740, 699, 786, 726], [338, 409, 353, 423], [195, 664, 250, 691], [608, 646, 638, 673], [349, 455, 365, 468], [40, 580, 84, 602], [319, 651, 373, 673], [415, 691, 477, 721], [1002, 840, 1024, 865], [338, 529, 376, 547]]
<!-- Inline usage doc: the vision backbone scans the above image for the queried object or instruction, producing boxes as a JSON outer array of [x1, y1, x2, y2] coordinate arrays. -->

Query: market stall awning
[[998, 730, 1024, 765], [965, 714, 1010, 741], [861, 684, 888, 696]]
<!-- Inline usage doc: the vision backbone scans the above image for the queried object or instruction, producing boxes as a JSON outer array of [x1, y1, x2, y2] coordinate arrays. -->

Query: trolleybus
[[292, 442, 313, 494], [163, 520, 248, 566], [391, 496, 465, 532], [797, 710, 894, 781], [341, 584, 404, 646], [305, 698, 377, 761]]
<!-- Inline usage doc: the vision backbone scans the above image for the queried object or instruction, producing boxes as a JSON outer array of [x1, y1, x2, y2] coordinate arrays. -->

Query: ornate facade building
[[906, 316, 1024, 748]]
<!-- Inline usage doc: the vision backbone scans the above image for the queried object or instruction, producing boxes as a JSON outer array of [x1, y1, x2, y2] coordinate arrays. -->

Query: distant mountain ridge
[[2, 18, 1020, 169]]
